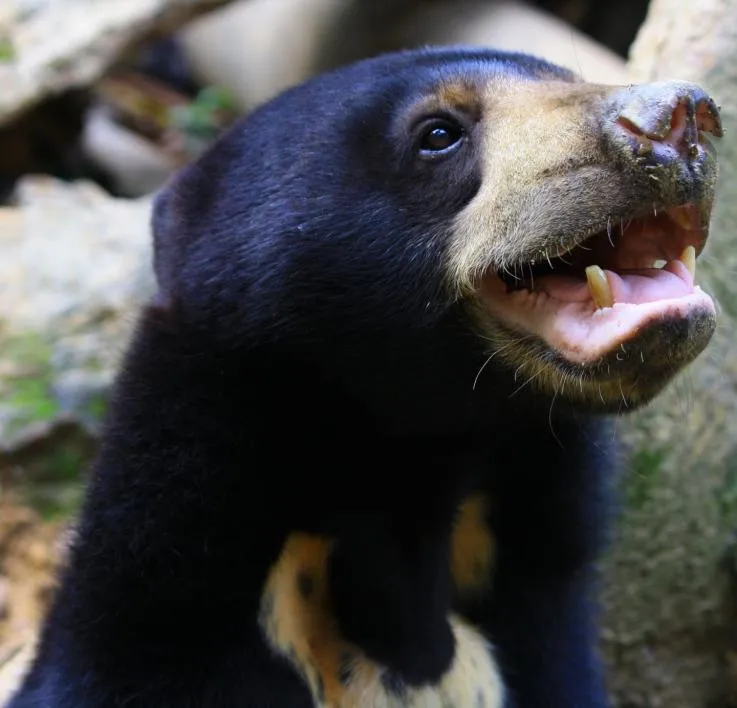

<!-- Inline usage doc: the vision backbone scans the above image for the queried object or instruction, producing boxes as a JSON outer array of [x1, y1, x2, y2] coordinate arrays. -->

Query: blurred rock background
[[0, 0, 734, 706]]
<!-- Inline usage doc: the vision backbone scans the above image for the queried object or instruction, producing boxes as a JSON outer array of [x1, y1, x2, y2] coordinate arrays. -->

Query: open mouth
[[478, 203, 716, 365]]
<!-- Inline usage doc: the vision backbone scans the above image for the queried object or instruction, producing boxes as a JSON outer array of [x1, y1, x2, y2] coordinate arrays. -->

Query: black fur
[[9, 48, 613, 707]]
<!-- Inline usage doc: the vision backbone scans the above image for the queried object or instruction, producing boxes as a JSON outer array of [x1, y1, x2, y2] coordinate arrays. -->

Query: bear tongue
[[536, 253, 695, 308], [601, 260, 694, 306]]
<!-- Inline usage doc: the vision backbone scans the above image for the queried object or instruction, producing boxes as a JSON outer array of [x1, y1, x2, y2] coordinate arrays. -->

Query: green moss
[[717, 455, 737, 521], [2, 332, 59, 431], [83, 392, 108, 423], [16, 442, 90, 520], [2, 331, 52, 365], [23, 482, 84, 521], [45, 447, 86, 482], [1, 333, 93, 521], [625, 446, 667, 510], [169, 85, 239, 158], [7, 376, 59, 417], [0, 37, 15, 62]]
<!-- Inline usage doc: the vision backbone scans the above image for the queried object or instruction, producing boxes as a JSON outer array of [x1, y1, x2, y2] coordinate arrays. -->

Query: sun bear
[[6, 47, 722, 708]]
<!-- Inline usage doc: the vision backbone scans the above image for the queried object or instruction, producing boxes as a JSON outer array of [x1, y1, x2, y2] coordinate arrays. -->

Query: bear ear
[[150, 184, 183, 308]]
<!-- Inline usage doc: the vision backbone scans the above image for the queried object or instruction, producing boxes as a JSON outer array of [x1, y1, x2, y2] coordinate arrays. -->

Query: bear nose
[[608, 81, 722, 163]]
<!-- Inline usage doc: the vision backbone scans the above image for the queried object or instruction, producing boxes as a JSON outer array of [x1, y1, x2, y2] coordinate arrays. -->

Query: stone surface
[[0, 177, 155, 456], [179, 0, 345, 114], [0, 179, 154, 703], [354, 0, 627, 84], [0, 0, 235, 125], [0, 500, 66, 707], [179, 0, 626, 117], [599, 2, 737, 706]]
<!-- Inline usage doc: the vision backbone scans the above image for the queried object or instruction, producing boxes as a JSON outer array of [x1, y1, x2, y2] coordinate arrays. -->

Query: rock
[[0, 177, 155, 460], [81, 105, 179, 197], [0, 641, 37, 707], [598, 1, 737, 706], [179, 0, 626, 118], [179, 0, 345, 114], [0, 500, 66, 707], [335, 0, 628, 84], [0, 0, 236, 125], [0, 579, 8, 622]]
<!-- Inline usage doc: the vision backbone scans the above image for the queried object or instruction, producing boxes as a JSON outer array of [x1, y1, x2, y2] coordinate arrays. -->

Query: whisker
[[548, 385, 563, 449], [509, 363, 546, 397], [472, 339, 522, 390], [606, 216, 615, 247], [617, 378, 629, 408]]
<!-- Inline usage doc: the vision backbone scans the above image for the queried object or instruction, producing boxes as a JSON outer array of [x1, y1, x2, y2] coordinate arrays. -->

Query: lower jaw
[[472, 291, 716, 411], [476, 272, 716, 367]]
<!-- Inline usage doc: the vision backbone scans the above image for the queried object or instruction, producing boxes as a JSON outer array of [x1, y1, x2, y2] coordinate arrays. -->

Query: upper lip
[[547, 202, 707, 263], [498, 201, 709, 289]]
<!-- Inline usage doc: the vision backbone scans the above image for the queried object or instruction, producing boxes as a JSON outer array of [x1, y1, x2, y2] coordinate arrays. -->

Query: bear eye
[[418, 119, 465, 157]]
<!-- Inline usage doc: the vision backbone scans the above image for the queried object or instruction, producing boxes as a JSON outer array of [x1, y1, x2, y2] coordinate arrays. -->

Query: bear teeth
[[679, 245, 696, 278], [585, 265, 614, 309], [586, 248, 697, 310]]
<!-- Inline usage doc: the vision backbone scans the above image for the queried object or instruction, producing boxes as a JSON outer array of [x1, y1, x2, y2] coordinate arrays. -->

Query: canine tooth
[[680, 245, 696, 278], [585, 265, 614, 309]]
